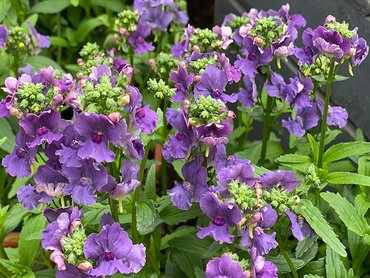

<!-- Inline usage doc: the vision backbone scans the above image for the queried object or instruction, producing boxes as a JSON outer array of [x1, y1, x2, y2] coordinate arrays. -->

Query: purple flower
[[316, 104, 348, 128], [241, 205, 278, 256], [132, 105, 158, 134], [55, 125, 84, 168], [103, 160, 141, 199], [205, 255, 246, 278], [250, 247, 278, 278], [195, 120, 233, 145], [162, 108, 195, 162], [194, 65, 237, 103], [18, 64, 36, 77], [26, 21, 50, 54], [216, 159, 255, 189], [212, 25, 233, 50], [234, 37, 273, 77], [259, 170, 300, 192], [0, 25, 8, 48], [238, 76, 257, 108], [2, 129, 37, 178], [56, 264, 97, 278], [139, 6, 173, 31], [217, 53, 241, 83], [170, 65, 194, 102], [84, 222, 146, 276], [128, 23, 155, 54], [282, 104, 320, 137], [19, 110, 66, 148], [197, 192, 242, 243], [17, 185, 43, 210], [168, 157, 207, 210], [351, 37, 368, 66], [286, 210, 315, 241], [42, 207, 83, 270], [74, 112, 122, 163], [34, 165, 69, 201], [62, 160, 108, 205]]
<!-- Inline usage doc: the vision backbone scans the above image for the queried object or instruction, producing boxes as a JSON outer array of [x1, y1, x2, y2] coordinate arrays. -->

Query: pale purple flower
[[216, 159, 255, 189], [34, 165, 69, 201], [168, 157, 207, 210], [128, 23, 155, 54], [282, 104, 320, 136], [250, 247, 278, 278], [194, 65, 237, 103], [17, 185, 43, 210], [351, 37, 368, 66], [217, 53, 241, 83], [197, 192, 242, 243], [212, 25, 233, 50], [26, 21, 50, 54], [286, 210, 315, 241], [84, 222, 145, 276], [205, 255, 246, 278], [56, 264, 97, 278]]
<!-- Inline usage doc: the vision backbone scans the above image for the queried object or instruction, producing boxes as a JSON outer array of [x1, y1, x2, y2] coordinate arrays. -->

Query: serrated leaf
[[276, 154, 312, 172], [160, 226, 197, 250], [136, 200, 162, 235], [323, 142, 370, 164], [296, 199, 347, 257], [160, 203, 202, 226], [266, 255, 305, 273], [326, 246, 347, 278], [144, 164, 156, 199], [321, 192, 370, 240], [30, 0, 70, 13], [326, 172, 370, 186], [354, 193, 370, 217], [19, 214, 46, 266]]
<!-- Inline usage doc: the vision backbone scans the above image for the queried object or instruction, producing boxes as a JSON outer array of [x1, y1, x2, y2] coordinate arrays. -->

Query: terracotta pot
[[3, 232, 20, 248]]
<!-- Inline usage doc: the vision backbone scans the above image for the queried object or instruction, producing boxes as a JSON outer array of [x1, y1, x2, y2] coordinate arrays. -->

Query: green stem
[[0, 243, 8, 260], [161, 99, 168, 195], [277, 234, 299, 278], [259, 95, 274, 166], [132, 144, 150, 241], [108, 197, 119, 222], [57, 13, 62, 65], [317, 60, 335, 168]]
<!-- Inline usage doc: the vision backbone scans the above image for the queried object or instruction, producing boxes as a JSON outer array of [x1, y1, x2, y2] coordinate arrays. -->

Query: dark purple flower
[[194, 65, 237, 103], [216, 159, 255, 189], [62, 160, 108, 205], [55, 125, 84, 168], [195, 120, 233, 145], [217, 53, 241, 83], [19, 110, 66, 148], [84, 222, 145, 276], [294, 28, 317, 64], [351, 37, 368, 66], [133, 105, 157, 134], [282, 104, 320, 136], [312, 26, 351, 59], [205, 254, 246, 278], [286, 210, 315, 241], [197, 192, 242, 243], [0, 24, 8, 48], [26, 21, 50, 54], [250, 247, 278, 278], [74, 112, 122, 163], [162, 108, 195, 162], [259, 170, 300, 192], [128, 23, 155, 54], [2, 129, 37, 178], [139, 6, 173, 31], [238, 75, 257, 108], [170, 65, 194, 102], [168, 157, 207, 210], [42, 207, 83, 270], [241, 205, 278, 256], [17, 185, 43, 210]]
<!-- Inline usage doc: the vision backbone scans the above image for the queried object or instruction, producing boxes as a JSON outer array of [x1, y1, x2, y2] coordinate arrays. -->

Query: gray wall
[[215, 0, 370, 139]]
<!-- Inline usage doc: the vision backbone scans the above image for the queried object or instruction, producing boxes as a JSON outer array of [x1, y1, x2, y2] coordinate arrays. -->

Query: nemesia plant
[[0, 1, 369, 278]]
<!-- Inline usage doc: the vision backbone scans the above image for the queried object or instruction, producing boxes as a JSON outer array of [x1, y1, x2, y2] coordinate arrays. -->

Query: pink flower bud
[[78, 262, 93, 272], [148, 59, 156, 71], [228, 111, 236, 119], [193, 75, 201, 83], [192, 45, 201, 53], [119, 27, 128, 36], [247, 212, 263, 226], [178, 60, 186, 69], [108, 112, 122, 122], [182, 99, 191, 114], [324, 15, 336, 24]]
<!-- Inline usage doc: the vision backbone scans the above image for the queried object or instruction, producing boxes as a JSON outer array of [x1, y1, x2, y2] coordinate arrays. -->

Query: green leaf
[[348, 231, 370, 275], [74, 15, 109, 43], [49, 36, 68, 47], [1, 204, 28, 239], [323, 142, 370, 164], [35, 269, 56, 278], [276, 154, 312, 172], [320, 192, 370, 240], [296, 199, 347, 257], [169, 234, 211, 256], [0, 259, 35, 277], [266, 255, 305, 273], [90, 0, 126, 12], [144, 164, 156, 199], [170, 249, 203, 278], [0, 0, 11, 22], [354, 193, 370, 217], [0, 137, 6, 148], [83, 203, 109, 226], [325, 246, 347, 278], [136, 200, 162, 235], [300, 258, 325, 276], [160, 226, 197, 250], [30, 0, 70, 13], [307, 134, 318, 163], [19, 214, 46, 266], [326, 172, 370, 186], [0, 119, 15, 153], [27, 56, 63, 71], [160, 203, 202, 226], [70, 0, 79, 7]]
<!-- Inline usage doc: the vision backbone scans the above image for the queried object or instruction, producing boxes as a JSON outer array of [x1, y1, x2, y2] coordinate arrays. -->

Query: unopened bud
[[247, 212, 263, 226], [113, 33, 119, 41], [148, 59, 156, 71], [178, 61, 186, 69], [193, 75, 201, 83], [77, 58, 83, 66], [228, 111, 236, 119], [182, 99, 191, 114], [188, 118, 196, 126], [324, 15, 336, 24], [192, 45, 201, 53], [253, 37, 264, 46], [9, 108, 22, 118], [118, 95, 130, 106], [119, 28, 128, 36], [78, 262, 93, 272], [108, 112, 122, 122], [76, 72, 84, 79]]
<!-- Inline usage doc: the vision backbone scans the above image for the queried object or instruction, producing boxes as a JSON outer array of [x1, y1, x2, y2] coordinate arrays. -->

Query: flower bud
[[178, 60, 186, 69], [193, 75, 201, 83], [227, 111, 236, 120], [119, 27, 128, 36], [118, 95, 130, 106], [78, 262, 93, 272], [148, 59, 156, 71], [324, 15, 336, 24], [192, 45, 201, 53], [247, 212, 262, 226], [108, 112, 122, 122], [182, 99, 191, 114]]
